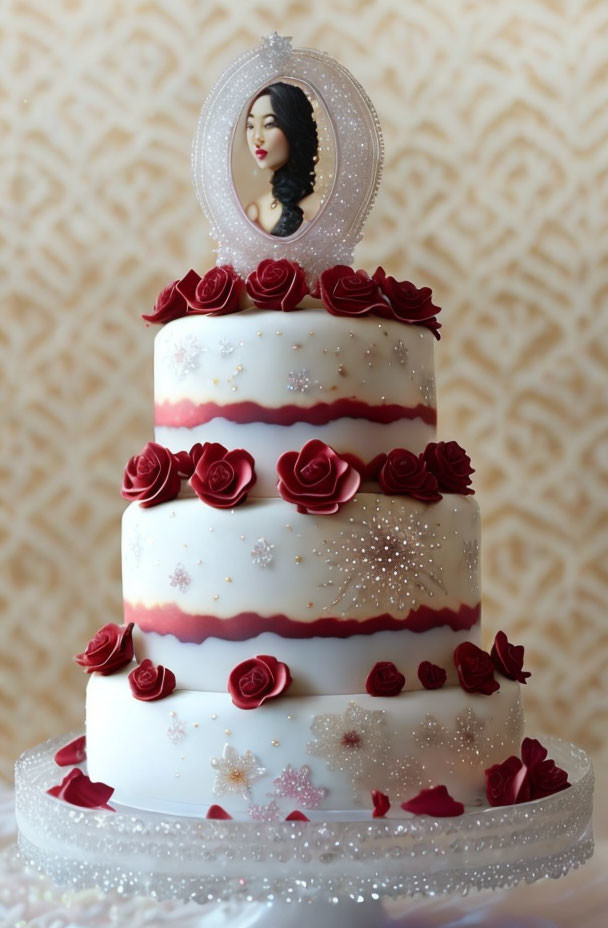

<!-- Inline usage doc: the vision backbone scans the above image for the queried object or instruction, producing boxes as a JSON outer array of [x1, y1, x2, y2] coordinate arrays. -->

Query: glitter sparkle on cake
[[250, 537, 275, 568], [271, 764, 327, 808], [287, 368, 312, 392]]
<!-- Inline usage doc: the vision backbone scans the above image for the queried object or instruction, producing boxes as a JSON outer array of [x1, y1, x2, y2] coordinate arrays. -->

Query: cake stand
[[15, 733, 593, 928]]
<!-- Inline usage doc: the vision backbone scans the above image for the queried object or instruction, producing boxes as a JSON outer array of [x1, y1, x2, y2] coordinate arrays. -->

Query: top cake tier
[[154, 307, 437, 497]]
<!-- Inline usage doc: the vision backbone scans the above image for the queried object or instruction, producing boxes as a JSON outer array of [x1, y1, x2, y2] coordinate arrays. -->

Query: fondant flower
[[128, 659, 176, 701], [277, 439, 360, 515], [417, 661, 447, 690], [485, 755, 530, 806], [54, 735, 87, 767], [491, 630, 531, 684], [365, 661, 406, 697], [372, 267, 442, 338], [141, 279, 188, 324], [521, 737, 571, 800], [47, 768, 114, 810], [246, 258, 308, 311], [177, 265, 245, 315], [423, 441, 475, 495], [453, 641, 500, 695], [371, 789, 391, 818], [228, 655, 292, 709], [378, 448, 442, 501], [121, 442, 182, 508], [401, 785, 464, 817], [190, 442, 256, 508], [317, 265, 387, 316], [74, 622, 134, 675]]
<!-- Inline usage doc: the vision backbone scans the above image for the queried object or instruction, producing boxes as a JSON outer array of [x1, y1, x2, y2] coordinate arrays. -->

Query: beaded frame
[[192, 34, 384, 281]]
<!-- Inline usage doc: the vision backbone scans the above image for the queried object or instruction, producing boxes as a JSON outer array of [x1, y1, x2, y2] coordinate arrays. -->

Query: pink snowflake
[[271, 764, 327, 809], [248, 799, 281, 822], [169, 563, 191, 594]]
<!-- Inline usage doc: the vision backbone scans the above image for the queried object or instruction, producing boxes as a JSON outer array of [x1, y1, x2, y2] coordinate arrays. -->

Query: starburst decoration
[[260, 32, 293, 63], [287, 368, 312, 392], [413, 714, 450, 750], [270, 764, 327, 808], [211, 744, 266, 798], [169, 563, 191, 594], [167, 714, 187, 745], [451, 707, 488, 764], [307, 701, 390, 789], [318, 498, 446, 615], [250, 537, 274, 568], [164, 333, 204, 381], [248, 799, 281, 822]]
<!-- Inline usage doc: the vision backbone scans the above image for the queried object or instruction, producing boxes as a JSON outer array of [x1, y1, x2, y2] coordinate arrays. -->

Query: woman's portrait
[[233, 80, 331, 237]]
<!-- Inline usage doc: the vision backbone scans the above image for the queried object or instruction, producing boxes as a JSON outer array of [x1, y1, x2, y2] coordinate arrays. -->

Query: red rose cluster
[[377, 441, 474, 500], [453, 631, 530, 696], [142, 260, 441, 336], [485, 738, 570, 806], [122, 441, 256, 509]]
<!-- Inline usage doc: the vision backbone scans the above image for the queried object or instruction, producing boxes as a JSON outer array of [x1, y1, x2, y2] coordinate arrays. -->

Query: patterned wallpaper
[[1, 0, 607, 782]]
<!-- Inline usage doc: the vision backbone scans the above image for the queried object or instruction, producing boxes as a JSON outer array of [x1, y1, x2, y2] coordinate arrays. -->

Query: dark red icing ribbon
[[124, 602, 480, 645], [155, 398, 437, 429]]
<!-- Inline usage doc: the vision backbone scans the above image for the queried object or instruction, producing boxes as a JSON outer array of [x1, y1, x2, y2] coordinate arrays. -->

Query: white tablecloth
[[2, 781, 607, 928]]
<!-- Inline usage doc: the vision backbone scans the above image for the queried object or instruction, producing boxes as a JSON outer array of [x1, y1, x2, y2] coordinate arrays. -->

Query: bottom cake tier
[[85, 670, 523, 819]]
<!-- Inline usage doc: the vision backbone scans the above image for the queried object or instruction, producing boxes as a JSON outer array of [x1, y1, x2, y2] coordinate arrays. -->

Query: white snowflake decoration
[[164, 333, 204, 381], [307, 701, 390, 786], [287, 368, 312, 393], [169, 563, 191, 594], [218, 338, 235, 357], [451, 707, 488, 764], [248, 799, 281, 822], [211, 744, 266, 798], [251, 537, 274, 568], [167, 715, 187, 745], [271, 764, 327, 808], [318, 498, 446, 615], [128, 528, 143, 568]]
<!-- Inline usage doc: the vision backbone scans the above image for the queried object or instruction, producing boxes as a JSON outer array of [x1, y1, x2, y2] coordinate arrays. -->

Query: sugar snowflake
[[287, 368, 312, 393], [271, 764, 326, 809], [451, 707, 488, 764], [167, 715, 187, 745], [317, 498, 446, 615], [169, 563, 191, 594], [248, 799, 281, 822], [211, 744, 266, 798], [251, 537, 274, 568], [307, 701, 390, 787], [164, 333, 204, 381], [128, 528, 143, 568], [218, 338, 235, 357]]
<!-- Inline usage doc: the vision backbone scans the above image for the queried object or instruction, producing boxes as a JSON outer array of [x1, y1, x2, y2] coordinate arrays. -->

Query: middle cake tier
[[123, 492, 481, 695]]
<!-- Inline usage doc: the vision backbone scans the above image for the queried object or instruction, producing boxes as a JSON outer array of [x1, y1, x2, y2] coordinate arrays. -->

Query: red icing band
[[155, 398, 436, 429], [124, 602, 480, 645]]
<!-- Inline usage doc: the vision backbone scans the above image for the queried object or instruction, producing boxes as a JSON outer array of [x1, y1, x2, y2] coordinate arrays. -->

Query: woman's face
[[246, 94, 289, 172]]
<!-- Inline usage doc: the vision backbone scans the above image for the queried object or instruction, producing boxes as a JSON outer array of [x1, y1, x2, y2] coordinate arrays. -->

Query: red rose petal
[[285, 810, 310, 821], [371, 789, 391, 818], [47, 769, 114, 810], [401, 785, 464, 817], [54, 735, 87, 767], [206, 804, 232, 819]]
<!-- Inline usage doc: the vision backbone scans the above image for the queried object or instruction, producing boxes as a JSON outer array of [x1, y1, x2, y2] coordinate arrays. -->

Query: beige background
[[1, 0, 607, 784]]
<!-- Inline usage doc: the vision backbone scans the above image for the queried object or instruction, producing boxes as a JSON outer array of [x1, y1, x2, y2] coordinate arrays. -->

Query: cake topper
[[192, 34, 383, 280]]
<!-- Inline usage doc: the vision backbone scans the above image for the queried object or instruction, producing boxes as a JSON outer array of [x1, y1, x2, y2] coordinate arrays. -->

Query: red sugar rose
[[365, 661, 406, 697], [423, 441, 475, 495], [246, 258, 308, 311], [491, 630, 531, 684], [177, 266, 245, 315], [74, 622, 134, 675], [128, 659, 176, 701], [401, 785, 464, 817], [190, 442, 256, 508], [228, 655, 292, 709], [378, 448, 442, 502], [371, 790, 391, 818], [318, 265, 387, 317], [372, 267, 442, 339], [453, 642, 500, 695], [417, 661, 447, 690], [54, 735, 87, 767], [122, 442, 182, 508], [206, 804, 232, 819], [485, 755, 530, 806], [277, 439, 361, 515], [285, 810, 310, 821], [521, 737, 571, 800], [142, 279, 188, 325], [47, 768, 114, 810]]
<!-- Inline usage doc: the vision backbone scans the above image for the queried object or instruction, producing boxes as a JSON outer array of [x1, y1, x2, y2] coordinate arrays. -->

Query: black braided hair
[[252, 82, 318, 237]]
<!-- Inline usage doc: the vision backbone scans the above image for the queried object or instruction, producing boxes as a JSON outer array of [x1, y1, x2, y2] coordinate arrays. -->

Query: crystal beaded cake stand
[[15, 734, 593, 928]]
